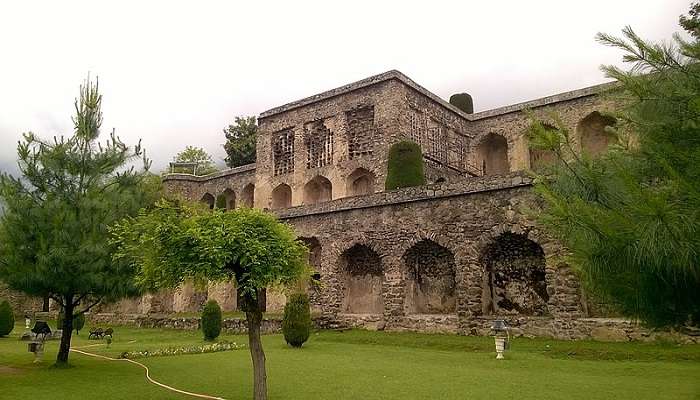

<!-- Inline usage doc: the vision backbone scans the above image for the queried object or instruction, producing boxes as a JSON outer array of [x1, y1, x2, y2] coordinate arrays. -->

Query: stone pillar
[[207, 281, 237, 311], [382, 254, 405, 326]]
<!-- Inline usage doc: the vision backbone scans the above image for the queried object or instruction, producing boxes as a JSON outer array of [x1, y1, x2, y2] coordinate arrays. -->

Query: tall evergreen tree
[[0, 77, 158, 364], [223, 116, 257, 168], [526, 12, 700, 327]]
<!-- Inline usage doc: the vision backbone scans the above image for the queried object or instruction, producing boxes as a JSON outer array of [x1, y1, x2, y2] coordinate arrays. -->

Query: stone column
[[382, 254, 405, 327]]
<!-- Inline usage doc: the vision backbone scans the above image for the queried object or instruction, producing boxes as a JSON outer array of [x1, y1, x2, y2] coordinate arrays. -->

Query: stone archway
[[403, 239, 456, 315], [222, 188, 236, 210], [476, 133, 509, 175], [271, 183, 292, 209], [346, 168, 375, 197], [303, 176, 332, 205], [241, 183, 254, 208], [578, 111, 617, 156], [481, 232, 548, 316], [200, 193, 215, 210], [339, 244, 383, 314]]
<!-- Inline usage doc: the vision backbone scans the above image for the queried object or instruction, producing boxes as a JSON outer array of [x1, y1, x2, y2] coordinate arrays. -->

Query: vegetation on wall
[[385, 141, 426, 190], [526, 8, 700, 327], [449, 93, 474, 114], [224, 116, 257, 168], [282, 292, 312, 348], [0, 77, 159, 365]]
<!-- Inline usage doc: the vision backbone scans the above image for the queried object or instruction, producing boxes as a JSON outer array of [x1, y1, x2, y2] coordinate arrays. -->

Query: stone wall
[[0, 283, 43, 316]]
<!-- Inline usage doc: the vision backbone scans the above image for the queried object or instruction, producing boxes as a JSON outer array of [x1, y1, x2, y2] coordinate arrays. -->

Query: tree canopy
[[224, 116, 257, 168], [526, 15, 700, 327], [171, 146, 218, 175], [0, 77, 158, 364]]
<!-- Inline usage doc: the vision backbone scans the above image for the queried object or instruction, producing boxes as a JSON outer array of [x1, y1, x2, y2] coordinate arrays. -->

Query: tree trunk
[[42, 296, 50, 312], [246, 309, 267, 400], [56, 299, 74, 365]]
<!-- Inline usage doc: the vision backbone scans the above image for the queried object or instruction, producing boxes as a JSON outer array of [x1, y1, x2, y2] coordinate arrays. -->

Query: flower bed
[[119, 340, 245, 359]]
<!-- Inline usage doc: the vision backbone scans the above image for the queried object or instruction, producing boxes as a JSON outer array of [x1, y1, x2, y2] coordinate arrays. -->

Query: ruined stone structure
[[5, 70, 655, 341]]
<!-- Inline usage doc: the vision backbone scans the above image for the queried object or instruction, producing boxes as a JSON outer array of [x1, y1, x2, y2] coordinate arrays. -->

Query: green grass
[[1, 323, 699, 399]]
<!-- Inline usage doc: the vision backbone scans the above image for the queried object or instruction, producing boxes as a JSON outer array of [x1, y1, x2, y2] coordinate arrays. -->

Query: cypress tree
[[385, 141, 426, 190], [282, 293, 311, 348]]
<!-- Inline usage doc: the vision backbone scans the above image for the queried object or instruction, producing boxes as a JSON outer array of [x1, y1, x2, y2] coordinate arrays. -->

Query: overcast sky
[[0, 0, 690, 175]]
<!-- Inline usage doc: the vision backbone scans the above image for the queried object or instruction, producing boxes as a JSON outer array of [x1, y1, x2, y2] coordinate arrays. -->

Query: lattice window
[[346, 106, 375, 159], [408, 108, 425, 147], [272, 129, 294, 176], [304, 120, 333, 169], [425, 118, 447, 165]]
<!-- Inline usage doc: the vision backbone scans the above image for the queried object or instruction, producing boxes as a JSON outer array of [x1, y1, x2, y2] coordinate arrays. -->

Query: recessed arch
[[529, 123, 558, 171], [222, 188, 236, 210], [476, 133, 509, 175], [339, 244, 383, 314], [241, 183, 255, 208], [577, 111, 617, 156], [346, 168, 375, 197], [200, 193, 215, 210], [481, 232, 548, 316], [403, 239, 456, 314], [271, 183, 292, 209], [303, 175, 332, 205]]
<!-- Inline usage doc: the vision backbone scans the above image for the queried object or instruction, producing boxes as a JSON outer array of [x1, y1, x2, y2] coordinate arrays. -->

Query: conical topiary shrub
[[201, 299, 222, 341], [282, 293, 312, 348], [74, 313, 86, 335], [0, 300, 14, 337], [385, 141, 426, 190]]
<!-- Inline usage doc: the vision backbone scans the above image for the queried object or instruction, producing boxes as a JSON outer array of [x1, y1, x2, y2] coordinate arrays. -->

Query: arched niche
[[223, 188, 236, 210], [476, 133, 509, 175], [481, 232, 549, 316], [303, 175, 332, 205], [241, 183, 254, 208], [271, 183, 292, 209], [346, 168, 375, 197], [528, 123, 558, 171], [339, 244, 383, 314], [403, 239, 456, 314], [200, 193, 215, 210], [578, 111, 617, 156]]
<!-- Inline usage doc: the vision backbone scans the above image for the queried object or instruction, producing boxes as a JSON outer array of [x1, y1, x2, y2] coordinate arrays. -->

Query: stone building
[[3, 70, 635, 339]]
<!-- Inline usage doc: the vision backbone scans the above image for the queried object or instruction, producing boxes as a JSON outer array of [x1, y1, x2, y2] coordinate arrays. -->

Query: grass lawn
[[1, 323, 699, 399]]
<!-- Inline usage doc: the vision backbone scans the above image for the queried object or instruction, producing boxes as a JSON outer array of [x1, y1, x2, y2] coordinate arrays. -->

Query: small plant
[[201, 300, 222, 341], [282, 293, 312, 348], [74, 313, 86, 334], [0, 300, 14, 337], [385, 141, 426, 190]]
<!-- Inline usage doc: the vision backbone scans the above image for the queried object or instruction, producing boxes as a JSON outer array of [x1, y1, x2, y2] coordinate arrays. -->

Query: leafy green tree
[[385, 141, 426, 190], [526, 17, 700, 327], [111, 202, 307, 400], [171, 146, 218, 176], [0, 300, 13, 337], [282, 292, 312, 348], [0, 77, 157, 364], [223, 116, 257, 168], [201, 299, 222, 341]]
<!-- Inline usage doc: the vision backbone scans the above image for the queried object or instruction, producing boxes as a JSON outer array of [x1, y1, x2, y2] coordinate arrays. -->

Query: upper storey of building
[[164, 70, 618, 211]]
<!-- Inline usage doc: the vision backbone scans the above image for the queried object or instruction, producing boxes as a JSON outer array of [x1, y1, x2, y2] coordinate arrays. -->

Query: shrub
[[385, 141, 426, 190], [201, 300, 222, 341], [0, 300, 13, 337], [449, 93, 474, 114], [74, 313, 86, 334], [215, 194, 227, 210], [282, 293, 312, 348], [56, 310, 64, 330]]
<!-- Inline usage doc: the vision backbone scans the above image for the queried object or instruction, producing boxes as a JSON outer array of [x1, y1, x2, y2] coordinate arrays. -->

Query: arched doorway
[[222, 188, 236, 210], [339, 244, 383, 314], [303, 176, 332, 205], [241, 183, 254, 208], [403, 240, 456, 314], [476, 133, 509, 175], [578, 111, 617, 156], [346, 168, 375, 197], [271, 184, 292, 209], [200, 193, 215, 210]]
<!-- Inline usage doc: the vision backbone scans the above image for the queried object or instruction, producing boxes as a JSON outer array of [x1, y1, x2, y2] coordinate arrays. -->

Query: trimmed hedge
[[385, 141, 426, 190], [0, 300, 13, 337], [282, 293, 312, 348], [449, 93, 474, 114], [201, 300, 222, 341]]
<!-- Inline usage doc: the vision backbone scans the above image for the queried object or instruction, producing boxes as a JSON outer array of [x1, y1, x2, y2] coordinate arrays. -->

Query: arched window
[[403, 240, 456, 314], [577, 111, 617, 156], [271, 184, 292, 209], [476, 133, 509, 175], [200, 193, 215, 210], [241, 183, 254, 208], [303, 176, 332, 205], [346, 168, 375, 197]]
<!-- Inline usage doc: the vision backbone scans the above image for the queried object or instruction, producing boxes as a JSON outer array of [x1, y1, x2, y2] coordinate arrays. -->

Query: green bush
[[282, 293, 312, 348], [56, 310, 64, 330], [385, 141, 426, 190], [0, 300, 14, 337], [449, 93, 474, 114], [201, 300, 222, 341], [215, 194, 227, 210], [74, 313, 86, 334]]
